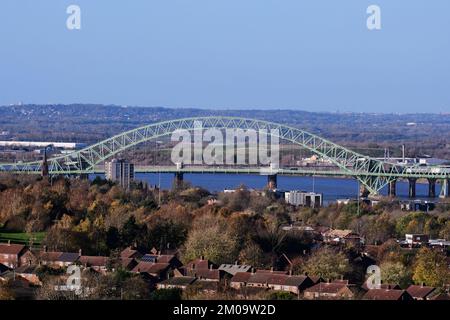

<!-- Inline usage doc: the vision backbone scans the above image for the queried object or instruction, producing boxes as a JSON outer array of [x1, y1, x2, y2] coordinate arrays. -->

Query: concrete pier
[[387, 180, 397, 197], [440, 179, 449, 198], [174, 172, 184, 188], [408, 178, 417, 198], [428, 178, 436, 198], [267, 174, 277, 190]]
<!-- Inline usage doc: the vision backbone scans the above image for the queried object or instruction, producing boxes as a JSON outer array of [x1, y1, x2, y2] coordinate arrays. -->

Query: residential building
[[303, 282, 355, 300], [322, 229, 363, 246], [363, 289, 413, 301], [406, 285, 436, 300], [157, 276, 197, 290], [105, 158, 134, 189], [120, 246, 143, 260], [0, 242, 35, 268], [132, 261, 171, 280], [230, 271, 314, 295], [78, 256, 108, 273]]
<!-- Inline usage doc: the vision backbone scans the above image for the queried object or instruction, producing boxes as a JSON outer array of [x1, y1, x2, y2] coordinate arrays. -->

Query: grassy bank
[[0, 231, 46, 246]]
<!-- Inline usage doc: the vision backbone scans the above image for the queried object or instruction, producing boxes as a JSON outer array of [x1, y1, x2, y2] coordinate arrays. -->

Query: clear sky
[[0, 0, 449, 113]]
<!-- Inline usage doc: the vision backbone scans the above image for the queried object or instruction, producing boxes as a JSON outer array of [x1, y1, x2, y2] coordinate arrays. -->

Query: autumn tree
[[412, 247, 449, 288], [183, 215, 239, 265], [302, 247, 351, 281], [380, 261, 411, 288]]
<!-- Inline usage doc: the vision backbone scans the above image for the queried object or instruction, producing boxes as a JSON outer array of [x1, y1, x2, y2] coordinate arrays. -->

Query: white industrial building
[[0, 141, 86, 149], [284, 190, 323, 208]]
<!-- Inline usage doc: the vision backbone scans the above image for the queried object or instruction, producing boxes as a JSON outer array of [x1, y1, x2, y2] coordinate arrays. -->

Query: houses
[[39, 251, 63, 266], [157, 276, 197, 290], [230, 271, 314, 295], [363, 289, 413, 301], [0, 242, 35, 268], [218, 263, 252, 276], [78, 256, 108, 273], [406, 285, 436, 300], [11, 265, 42, 286], [120, 246, 143, 260], [303, 281, 355, 300], [131, 261, 171, 280], [322, 229, 362, 246]]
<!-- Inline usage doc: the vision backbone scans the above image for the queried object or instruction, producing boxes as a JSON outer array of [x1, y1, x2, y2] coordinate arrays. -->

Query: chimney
[[8, 240, 11, 246], [234, 260, 238, 265], [251, 268, 255, 274], [270, 267, 274, 273], [210, 264, 213, 271], [43, 245, 47, 252], [78, 248, 82, 256]]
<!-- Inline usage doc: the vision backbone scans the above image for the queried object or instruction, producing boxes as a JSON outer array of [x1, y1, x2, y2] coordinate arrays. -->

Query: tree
[[0, 280, 15, 300], [380, 261, 411, 288], [183, 225, 238, 265], [439, 220, 450, 240], [412, 247, 449, 288], [266, 291, 296, 300], [238, 242, 267, 268], [377, 239, 402, 263], [302, 247, 351, 281], [150, 288, 182, 300]]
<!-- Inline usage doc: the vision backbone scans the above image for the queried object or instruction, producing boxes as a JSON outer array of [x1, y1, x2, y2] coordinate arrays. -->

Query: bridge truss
[[0, 117, 449, 195]]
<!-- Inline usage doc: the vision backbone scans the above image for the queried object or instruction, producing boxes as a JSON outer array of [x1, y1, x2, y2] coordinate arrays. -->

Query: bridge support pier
[[359, 185, 370, 198], [387, 180, 397, 197], [428, 179, 436, 198], [174, 172, 184, 188], [408, 178, 417, 198], [440, 179, 449, 198], [267, 174, 277, 190]]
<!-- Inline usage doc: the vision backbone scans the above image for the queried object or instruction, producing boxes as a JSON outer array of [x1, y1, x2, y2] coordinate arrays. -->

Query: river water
[[122, 173, 441, 203]]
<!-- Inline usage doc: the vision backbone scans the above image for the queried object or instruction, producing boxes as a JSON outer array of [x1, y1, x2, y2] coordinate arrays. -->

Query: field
[[0, 231, 46, 246]]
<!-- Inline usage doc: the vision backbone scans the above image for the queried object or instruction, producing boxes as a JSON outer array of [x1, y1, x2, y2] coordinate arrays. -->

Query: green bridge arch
[[0, 116, 449, 195]]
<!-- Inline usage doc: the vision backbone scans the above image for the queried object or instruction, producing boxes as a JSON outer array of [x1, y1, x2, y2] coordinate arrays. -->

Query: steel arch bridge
[[0, 116, 449, 195]]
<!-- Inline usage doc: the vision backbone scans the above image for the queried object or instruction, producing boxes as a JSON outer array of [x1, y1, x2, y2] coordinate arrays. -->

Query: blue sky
[[0, 0, 449, 113]]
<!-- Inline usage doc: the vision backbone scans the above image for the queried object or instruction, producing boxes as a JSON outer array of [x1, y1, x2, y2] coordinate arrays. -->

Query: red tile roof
[[39, 251, 63, 262], [186, 258, 213, 270], [256, 269, 288, 275], [363, 289, 411, 300], [232, 272, 311, 287], [231, 272, 252, 283], [79, 256, 108, 267], [192, 269, 221, 281], [0, 243, 26, 255], [132, 262, 170, 275], [120, 247, 142, 259], [406, 285, 436, 299], [304, 282, 349, 294]]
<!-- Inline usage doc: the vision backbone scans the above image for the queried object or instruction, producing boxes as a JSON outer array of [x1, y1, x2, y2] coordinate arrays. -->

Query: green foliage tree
[[238, 241, 267, 268], [150, 288, 182, 300], [183, 224, 239, 265], [380, 261, 411, 288], [302, 247, 351, 281], [412, 247, 449, 288]]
